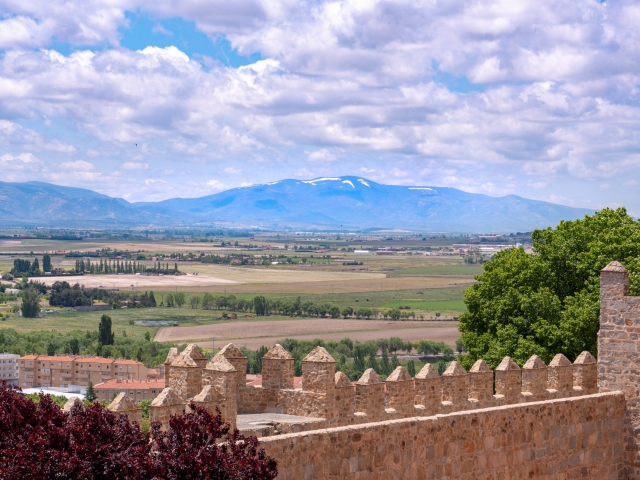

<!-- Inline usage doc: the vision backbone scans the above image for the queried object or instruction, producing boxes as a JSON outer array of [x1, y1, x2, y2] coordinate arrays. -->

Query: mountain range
[[0, 177, 593, 232]]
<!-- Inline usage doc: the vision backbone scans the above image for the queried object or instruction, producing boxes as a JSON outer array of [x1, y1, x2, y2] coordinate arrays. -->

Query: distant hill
[[0, 177, 593, 232]]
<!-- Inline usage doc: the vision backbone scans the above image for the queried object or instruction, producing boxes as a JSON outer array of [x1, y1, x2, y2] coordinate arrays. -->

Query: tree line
[[0, 321, 174, 367], [240, 336, 463, 381]]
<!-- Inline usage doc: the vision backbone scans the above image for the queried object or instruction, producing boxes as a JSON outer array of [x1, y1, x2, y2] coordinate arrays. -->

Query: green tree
[[254, 296, 269, 316], [455, 338, 466, 354], [165, 293, 175, 308], [21, 289, 41, 318], [341, 306, 353, 319], [42, 254, 52, 273], [85, 381, 97, 401], [47, 342, 55, 356], [406, 359, 416, 377], [458, 208, 640, 369], [69, 338, 80, 355], [98, 314, 114, 346], [175, 292, 186, 308], [189, 295, 201, 309]]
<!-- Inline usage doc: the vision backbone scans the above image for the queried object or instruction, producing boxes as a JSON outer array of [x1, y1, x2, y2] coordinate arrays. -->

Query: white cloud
[[58, 160, 95, 171], [0, 153, 42, 171], [0, 0, 638, 208], [122, 162, 149, 170]]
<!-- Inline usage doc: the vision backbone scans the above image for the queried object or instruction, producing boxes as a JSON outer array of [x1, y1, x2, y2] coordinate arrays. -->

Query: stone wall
[[598, 261, 640, 477], [261, 392, 626, 480]]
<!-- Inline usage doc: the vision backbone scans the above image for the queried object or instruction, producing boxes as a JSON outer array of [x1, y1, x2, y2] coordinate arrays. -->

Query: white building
[[354, 250, 370, 255], [0, 353, 19, 386]]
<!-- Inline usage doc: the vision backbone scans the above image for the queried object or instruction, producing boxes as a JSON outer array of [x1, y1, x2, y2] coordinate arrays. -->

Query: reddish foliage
[[0, 382, 277, 480], [151, 405, 278, 480]]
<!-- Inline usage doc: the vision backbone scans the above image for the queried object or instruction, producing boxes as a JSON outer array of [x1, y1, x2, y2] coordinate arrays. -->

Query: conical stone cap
[[574, 351, 596, 365], [108, 392, 138, 412], [496, 356, 520, 371], [163, 347, 178, 365], [357, 368, 383, 385], [549, 353, 571, 367], [193, 385, 224, 402], [470, 359, 491, 373], [415, 363, 439, 379], [63, 397, 84, 412], [303, 346, 336, 363], [206, 354, 237, 372], [335, 371, 353, 388], [602, 261, 627, 273], [523, 354, 546, 370], [182, 344, 207, 361], [151, 387, 182, 407], [386, 366, 412, 382], [263, 344, 293, 360], [442, 361, 467, 376], [218, 343, 246, 359], [171, 351, 199, 367]]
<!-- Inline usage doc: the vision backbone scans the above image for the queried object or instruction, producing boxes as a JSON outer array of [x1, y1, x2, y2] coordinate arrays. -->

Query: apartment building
[[0, 353, 19, 386], [93, 378, 165, 402], [18, 354, 148, 389]]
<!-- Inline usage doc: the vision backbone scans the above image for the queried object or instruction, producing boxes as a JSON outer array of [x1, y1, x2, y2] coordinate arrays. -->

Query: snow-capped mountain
[[0, 177, 592, 232]]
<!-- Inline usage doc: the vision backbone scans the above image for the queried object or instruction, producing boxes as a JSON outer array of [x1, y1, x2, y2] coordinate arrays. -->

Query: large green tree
[[458, 208, 640, 369], [98, 314, 114, 346], [21, 289, 41, 318]]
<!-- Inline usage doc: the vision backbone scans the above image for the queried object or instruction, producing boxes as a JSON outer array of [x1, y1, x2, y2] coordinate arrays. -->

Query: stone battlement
[[108, 261, 640, 479], [148, 342, 597, 433]]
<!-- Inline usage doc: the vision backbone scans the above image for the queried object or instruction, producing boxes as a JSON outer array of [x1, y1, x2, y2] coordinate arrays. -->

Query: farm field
[[388, 265, 484, 276], [381, 299, 466, 313], [155, 318, 460, 348]]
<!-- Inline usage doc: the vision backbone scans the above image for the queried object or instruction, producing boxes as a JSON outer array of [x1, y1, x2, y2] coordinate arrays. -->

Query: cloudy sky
[[1, 0, 640, 211]]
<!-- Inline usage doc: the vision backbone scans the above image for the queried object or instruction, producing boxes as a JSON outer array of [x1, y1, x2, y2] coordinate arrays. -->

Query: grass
[[389, 265, 484, 276], [381, 299, 467, 313]]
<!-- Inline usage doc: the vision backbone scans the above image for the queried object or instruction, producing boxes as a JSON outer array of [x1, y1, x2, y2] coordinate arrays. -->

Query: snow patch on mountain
[[301, 177, 342, 185], [357, 179, 370, 187], [342, 180, 355, 188]]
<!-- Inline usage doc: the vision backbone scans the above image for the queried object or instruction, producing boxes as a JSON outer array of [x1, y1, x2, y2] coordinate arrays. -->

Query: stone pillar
[[441, 361, 468, 408], [495, 356, 521, 402], [261, 344, 294, 390], [108, 392, 142, 424], [385, 366, 414, 416], [334, 372, 355, 423], [302, 346, 336, 395], [163, 347, 178, 386], [573, 350, 597, 394], [521, 354, 547, 397], [169, 351, 202, 400], [414, 363, 441, 416], [202, 354, 238, 419], [150, 387, 184, 429], [192, 385, 237, 430], [468, 359, 493, 405], [218, 343, 248, 394], [62, 396, 84, 413], [597, 261, 640, 475], [547, 353, 573, 395], [355, 368, 384, 421]]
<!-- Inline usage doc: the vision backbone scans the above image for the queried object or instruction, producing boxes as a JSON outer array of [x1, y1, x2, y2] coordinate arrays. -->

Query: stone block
[[385, 366, 414, 416], [414, 364, 441, 415], [573, 351, 597, 394], [355, 368, 384, 420], [468, 359, 493, 403], [108, 392, 142, 424], [262, 344, 294, 390], [302, 346, 336, 395], [522, 355, 547, 396], [441, 361, 467, 406], [547, 353, 572, 394], [495, 356, 521, 401]]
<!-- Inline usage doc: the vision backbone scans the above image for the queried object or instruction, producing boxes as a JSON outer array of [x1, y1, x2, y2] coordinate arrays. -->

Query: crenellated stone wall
[[262, 392, 626, 480], [144, 260, 640, 478]]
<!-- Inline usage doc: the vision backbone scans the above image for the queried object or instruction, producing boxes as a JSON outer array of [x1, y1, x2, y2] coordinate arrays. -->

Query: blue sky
[[1, 1, 640, 214]]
